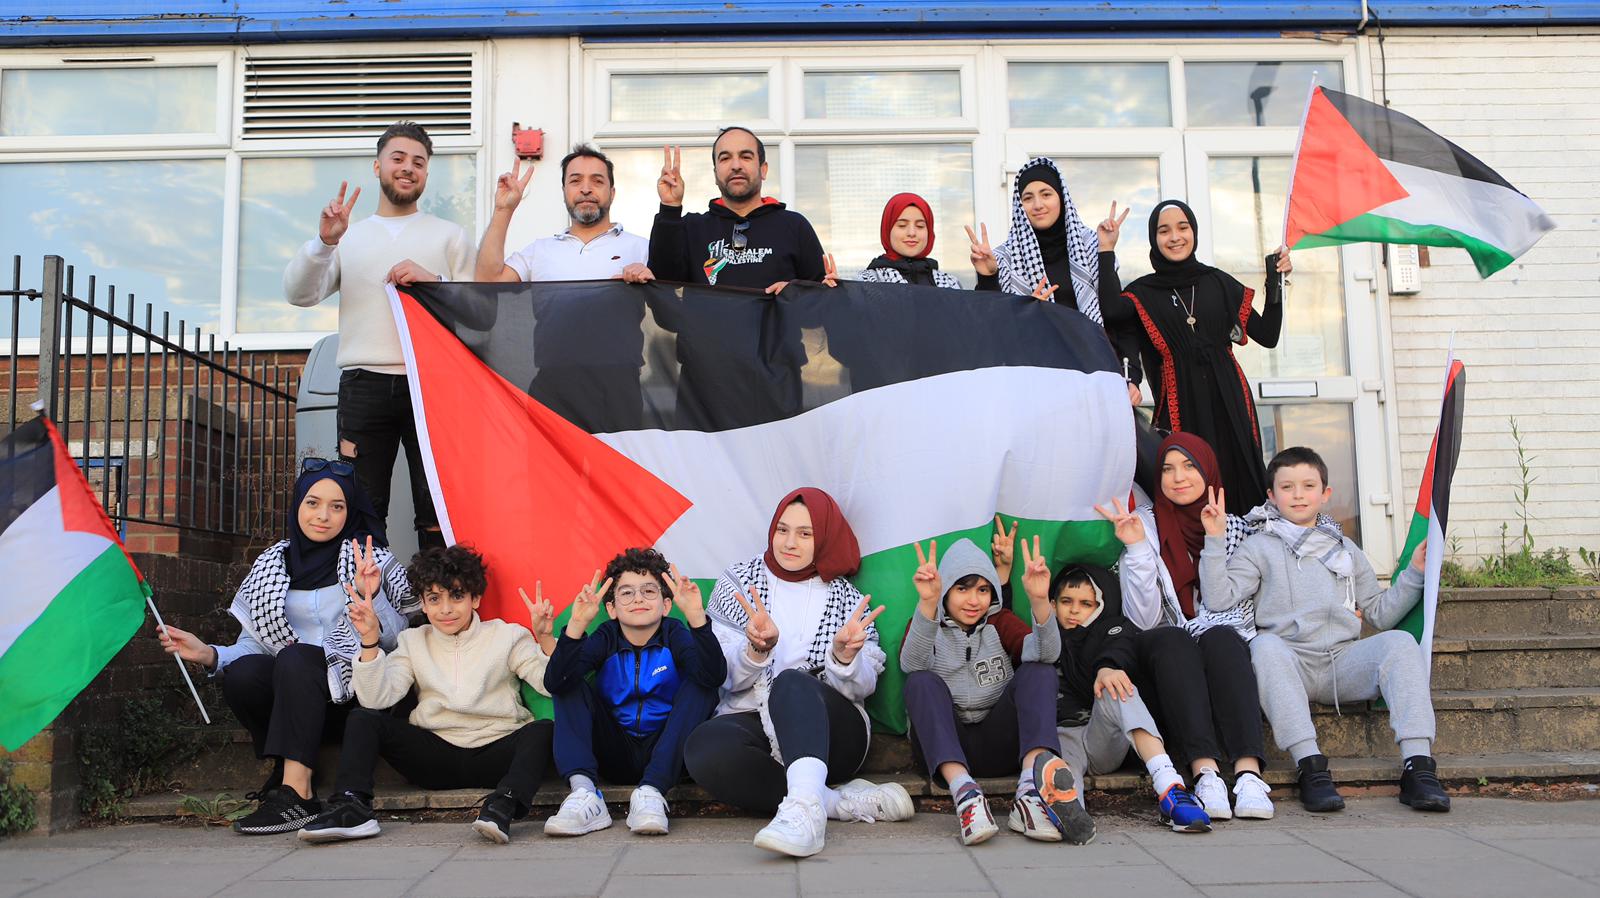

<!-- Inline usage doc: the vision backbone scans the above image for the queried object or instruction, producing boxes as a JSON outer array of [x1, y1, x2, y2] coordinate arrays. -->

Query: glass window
[[1186, 61, 1343, 127], [234, 154, 476, 333], [609, 72, 768, 123], [1052, 157, 1164, 284], [1208, 155, 1349, 379], [793, 143, 974, 286], [601, 146, 782, 253], [803, 70, 962, 119], [1007, 63, 1171, 128], [0, 159, 225, 339], [0, 66, 217, 137], [1258, 403, 1361, 545]]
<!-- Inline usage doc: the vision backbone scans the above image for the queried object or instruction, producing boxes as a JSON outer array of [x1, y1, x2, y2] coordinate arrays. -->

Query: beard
[[566, 198, 607, 226], [380, 173, 424, 207], [717, 173, 761, 203]]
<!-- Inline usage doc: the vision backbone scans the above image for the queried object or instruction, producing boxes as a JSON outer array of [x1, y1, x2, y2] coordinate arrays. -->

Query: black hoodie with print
[[649, 199, 827, 289], [1054, 563, 1145, 724]]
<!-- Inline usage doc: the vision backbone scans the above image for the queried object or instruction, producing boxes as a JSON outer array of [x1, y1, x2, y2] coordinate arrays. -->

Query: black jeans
[[682, 670, 870, 815], [332, 708, 553, 812], [1137, 625, 1265, 768], [552, 676, 718, 792], [336, 368, 442, 548], [220, 643, 349, 773]]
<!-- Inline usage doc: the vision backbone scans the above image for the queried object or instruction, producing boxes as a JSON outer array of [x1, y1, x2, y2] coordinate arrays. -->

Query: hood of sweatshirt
[[1054, 564, 1134, 704], [934, 538, 1004, 628], [707, 197, 787, 221]]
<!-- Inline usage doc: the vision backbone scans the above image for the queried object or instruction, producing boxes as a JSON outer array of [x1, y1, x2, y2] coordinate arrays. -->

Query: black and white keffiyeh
[[994, 157, 1105, 324], [1245, 501, 1357, 611], [227, 539, 414, 703], [856, 266, 964, 290]]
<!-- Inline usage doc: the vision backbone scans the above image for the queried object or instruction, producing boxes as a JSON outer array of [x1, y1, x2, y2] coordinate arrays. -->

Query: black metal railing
[[3, 255, 299, 540]]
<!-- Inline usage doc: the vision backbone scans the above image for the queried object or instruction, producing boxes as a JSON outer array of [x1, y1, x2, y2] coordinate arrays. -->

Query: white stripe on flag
[[0, 486, 120, 659], [1373, 160, 1556, 257]]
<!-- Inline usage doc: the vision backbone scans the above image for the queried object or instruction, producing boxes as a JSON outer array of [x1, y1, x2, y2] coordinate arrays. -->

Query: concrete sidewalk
[[3, 797, 1599, 898]]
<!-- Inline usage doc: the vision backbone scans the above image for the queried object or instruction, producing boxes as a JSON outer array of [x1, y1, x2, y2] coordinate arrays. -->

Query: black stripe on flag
[[1320, 88, 1517, 193], [403, 279, 1119, 435], [0, 417, 56, 539], [1432, 366, 1465, 528]]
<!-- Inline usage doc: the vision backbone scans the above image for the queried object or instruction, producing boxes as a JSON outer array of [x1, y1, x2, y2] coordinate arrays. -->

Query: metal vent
[[242, 53, 473, 140]]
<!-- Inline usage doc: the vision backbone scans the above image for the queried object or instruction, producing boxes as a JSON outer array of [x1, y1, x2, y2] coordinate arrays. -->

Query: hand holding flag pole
[[148, 597, 211, 724]]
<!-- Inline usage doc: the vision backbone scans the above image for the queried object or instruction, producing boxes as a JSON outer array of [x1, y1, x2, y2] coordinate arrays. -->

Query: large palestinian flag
[[1393, 357, 1466, 681], [0, 415, 149, 750], [1284, 86, 1554, 277], [389, 279, 1134, 731]]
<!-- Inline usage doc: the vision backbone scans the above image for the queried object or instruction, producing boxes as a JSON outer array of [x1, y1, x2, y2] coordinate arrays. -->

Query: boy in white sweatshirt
[[298, 545, 556, 845]]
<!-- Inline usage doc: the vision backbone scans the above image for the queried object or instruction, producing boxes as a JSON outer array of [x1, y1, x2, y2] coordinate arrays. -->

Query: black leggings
[[221, 643, 348, 772], [333, 708, 553, 812], [683, 669, 870, 815], [1137, 625, 1265, 768]]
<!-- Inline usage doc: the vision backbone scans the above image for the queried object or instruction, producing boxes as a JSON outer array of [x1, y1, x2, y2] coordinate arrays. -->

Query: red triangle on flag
[[1286, 87, 1411, 248], [393, 289, 691, 625]]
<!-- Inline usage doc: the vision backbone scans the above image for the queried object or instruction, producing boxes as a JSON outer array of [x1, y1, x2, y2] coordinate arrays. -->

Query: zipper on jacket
[[633, 649, 645, 734]]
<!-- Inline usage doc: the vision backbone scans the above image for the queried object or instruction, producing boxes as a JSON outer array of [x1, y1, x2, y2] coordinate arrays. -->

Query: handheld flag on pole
[[1283, 86, 1555, 277]]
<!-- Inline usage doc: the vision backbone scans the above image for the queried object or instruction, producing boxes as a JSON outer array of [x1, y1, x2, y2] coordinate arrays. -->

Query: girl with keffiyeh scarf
[[683, 488, 914, 858], [855, 193, 964, 289]]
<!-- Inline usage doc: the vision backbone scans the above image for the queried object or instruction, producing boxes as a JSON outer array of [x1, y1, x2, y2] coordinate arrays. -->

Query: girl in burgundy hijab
[[684, 488, 913, 858], [856, 193, 964, 289]]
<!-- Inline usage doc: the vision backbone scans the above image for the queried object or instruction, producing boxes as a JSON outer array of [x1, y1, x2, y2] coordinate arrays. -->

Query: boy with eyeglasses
[[542, 548, 727, 837]]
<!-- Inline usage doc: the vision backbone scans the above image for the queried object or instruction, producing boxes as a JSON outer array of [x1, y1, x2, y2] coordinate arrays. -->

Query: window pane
[[1186, 61, 1343, 127], [235, 154, 476, 333], [0, 67, 216, 136], [794, 143, 974, 286], [804, 70, 962, 119], [1258, 403, 1361, 546], [1051, 157, 1164, 284], [610, 73, 768, 123], [1208, 155, 1349, 379], [602, 146, 782, 254], [1008, 63, 1170, 128]]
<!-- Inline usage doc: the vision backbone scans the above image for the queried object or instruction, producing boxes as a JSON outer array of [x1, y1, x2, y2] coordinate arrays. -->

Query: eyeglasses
[[301, 456, 355, 477], [613, 584, 663, 604], [731, 221, 750, 251]]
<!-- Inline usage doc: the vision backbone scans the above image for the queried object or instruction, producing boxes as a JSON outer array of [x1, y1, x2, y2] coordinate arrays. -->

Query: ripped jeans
[[337, 368, 442, 548]]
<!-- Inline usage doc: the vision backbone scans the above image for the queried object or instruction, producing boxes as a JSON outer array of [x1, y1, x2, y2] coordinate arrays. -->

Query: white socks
[[786, 757, 840, 816], [1015, 766, 1036, 798], [1145, 753, 1184, 797], [569, 774, 597, 795]]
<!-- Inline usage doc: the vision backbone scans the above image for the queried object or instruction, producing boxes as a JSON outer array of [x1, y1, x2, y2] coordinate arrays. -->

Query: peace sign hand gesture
[[658, 146, 685, 207], [731, 584, 779, 659], [494, 159, 535, 214], [344, 581, 381, 648], [319, 180, 362, 247], [350, 536, 382, 605], [564, 570, 613, 638], [1018, 533, 1052, 600], [832, 595, 885, 666], [991, 516, 1019, 584], [519, 583, 556, 652], [965, 224, 997, 276], [1030, 275, 1059, 303], [1201, 487, 1228, 537], [1097, 201, 1131, 252], [912, 540, 943, 617], [1095, 498, 1146, 547], [665, 564, 707, 628]]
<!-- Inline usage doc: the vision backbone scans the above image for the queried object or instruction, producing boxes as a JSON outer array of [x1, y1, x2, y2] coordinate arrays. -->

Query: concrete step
[[1430, 633, 1600, 690], [122, 750, 1600, 819], [1436, 587, 1600, 637]]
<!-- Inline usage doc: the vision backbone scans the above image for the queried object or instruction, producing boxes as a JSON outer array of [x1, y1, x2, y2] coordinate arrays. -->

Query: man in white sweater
[[283, 121, 474, 550]]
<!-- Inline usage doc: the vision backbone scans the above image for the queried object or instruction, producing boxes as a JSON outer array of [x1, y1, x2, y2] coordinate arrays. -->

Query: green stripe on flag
[[1292, 212, 1516, 278], [1392, 511, 1431, 643], [0, 544, 147, 750]]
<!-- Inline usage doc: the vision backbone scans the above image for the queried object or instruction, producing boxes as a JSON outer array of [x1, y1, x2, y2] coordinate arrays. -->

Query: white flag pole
[[1279, 73, 1320, 303], [148, 596, 211, 724]]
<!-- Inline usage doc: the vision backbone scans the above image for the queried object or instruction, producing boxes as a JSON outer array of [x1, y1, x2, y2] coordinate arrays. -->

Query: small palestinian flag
[[1393, 357, 1465, 680], [1284, 86, 1555, 277], [389, 279, 1133, 730], [0, 415, 148, 750]]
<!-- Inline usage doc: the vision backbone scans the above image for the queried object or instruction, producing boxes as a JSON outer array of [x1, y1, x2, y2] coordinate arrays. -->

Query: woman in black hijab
[[1102, 200, 1292, 514]]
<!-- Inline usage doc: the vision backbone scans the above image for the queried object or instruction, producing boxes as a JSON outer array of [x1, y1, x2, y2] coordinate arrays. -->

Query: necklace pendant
[[1186, 315, 1196, 329]]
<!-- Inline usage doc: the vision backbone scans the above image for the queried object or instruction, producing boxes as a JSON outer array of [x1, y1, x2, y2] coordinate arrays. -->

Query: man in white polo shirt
[[475, 144, 648, 283]]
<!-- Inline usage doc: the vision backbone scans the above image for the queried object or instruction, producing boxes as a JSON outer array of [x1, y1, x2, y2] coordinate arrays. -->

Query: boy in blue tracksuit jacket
[[544, 548, 726, 837]]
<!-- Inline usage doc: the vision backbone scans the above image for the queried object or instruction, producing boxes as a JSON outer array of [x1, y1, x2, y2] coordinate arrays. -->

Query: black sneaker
[[471, 789, 521, 844], [1296, 754, 1346, 813], [1033, 751, 1097, 845], [233, 786, 322, 835], [298, 791, 381, 843], [1398, 756, 1451, 813]]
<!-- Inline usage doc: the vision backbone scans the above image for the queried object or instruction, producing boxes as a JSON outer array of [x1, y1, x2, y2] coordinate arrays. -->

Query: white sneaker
[[543, 788, 612, 837], [627, 785, 669, 835], [753, 795, 827, 858], [1006, 790, 1064, 842], [1192, 771, 1233, 821], [1231, 772, 1275, 820], [833, 778, 915, 823], [953, 785, 999, 846]]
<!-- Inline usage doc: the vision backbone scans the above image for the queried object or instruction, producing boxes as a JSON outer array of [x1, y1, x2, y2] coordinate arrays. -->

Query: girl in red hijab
[[856, 193, 964, 289], [685, 487, 912, 858]]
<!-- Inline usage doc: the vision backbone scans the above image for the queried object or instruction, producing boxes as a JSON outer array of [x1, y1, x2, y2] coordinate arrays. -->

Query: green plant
[[1508, 417, 1537, 556], [177, 792, 250, 827], [1441, 547, 1593, 588], [0, 759, 38, 837], [78, 697, 204, 823], [1578, 547, 1600, 580]]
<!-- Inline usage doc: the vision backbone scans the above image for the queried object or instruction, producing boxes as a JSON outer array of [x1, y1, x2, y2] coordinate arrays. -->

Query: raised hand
[[657, 145, 685, 207], [494, 159, 535, 214], [385, 259, 440, 286], [990, 516, 1018, 584], [565, 570, 612, 638], [1201, 486, 1227, 537], [665, 564, 707, 628], [912, 539, 943, 616], [319, 180, 362, 246], [1030, 275, 1059, 303], [518, 583, 555, 642], [1095, 498, 1146, 547], [1274, 244, 1293, 274], [822, 253, 840, 288], [1019, 534, 1052, 609], [1094, 667, 1136, 701], [157, 623, 217, 669], [965, 224, 997, 276], [832, 595, 885, 666], [344, 581, 380, 648], [1096, 201, 1131, 252], [731, 584, 778, 657], [349, 536, 381, 603]]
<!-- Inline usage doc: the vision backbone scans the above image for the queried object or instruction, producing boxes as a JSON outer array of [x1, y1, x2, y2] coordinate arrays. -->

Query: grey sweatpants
[[1250, 630, 1436, 761], [1056, 690, 1163, 807]]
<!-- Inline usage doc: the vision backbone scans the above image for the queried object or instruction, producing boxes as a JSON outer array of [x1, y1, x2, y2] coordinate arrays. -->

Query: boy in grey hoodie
[[1199, 447, 1449, 814], [901, 536, 1093, 846]]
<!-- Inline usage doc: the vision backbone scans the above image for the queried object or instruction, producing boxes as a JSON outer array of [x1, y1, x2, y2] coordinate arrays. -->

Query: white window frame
[[784, 55, 979, 135]]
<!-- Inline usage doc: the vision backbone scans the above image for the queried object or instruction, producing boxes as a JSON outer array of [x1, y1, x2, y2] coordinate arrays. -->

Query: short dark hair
[[1267, 446, 1330, 488], [713, 126, 766, 165], [601, 547, 671, 604], [1050, 565, 1094, 600], [407, 544, 487, 597], [377, 121, 434, 158], [561, 143, 615, 186], [951, 573, 991, 591]]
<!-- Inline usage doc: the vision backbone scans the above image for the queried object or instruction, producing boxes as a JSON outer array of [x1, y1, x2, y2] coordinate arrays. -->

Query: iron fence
[[3, 255, 300, 540]]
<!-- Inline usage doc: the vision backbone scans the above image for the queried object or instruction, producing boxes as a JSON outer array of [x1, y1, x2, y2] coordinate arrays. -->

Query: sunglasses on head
[[301, 456, 355, 477], [731, 220, 750, 250]]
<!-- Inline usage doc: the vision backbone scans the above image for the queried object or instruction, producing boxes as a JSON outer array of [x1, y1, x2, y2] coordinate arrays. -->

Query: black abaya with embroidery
[[1102, 201, 1284, 515]]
